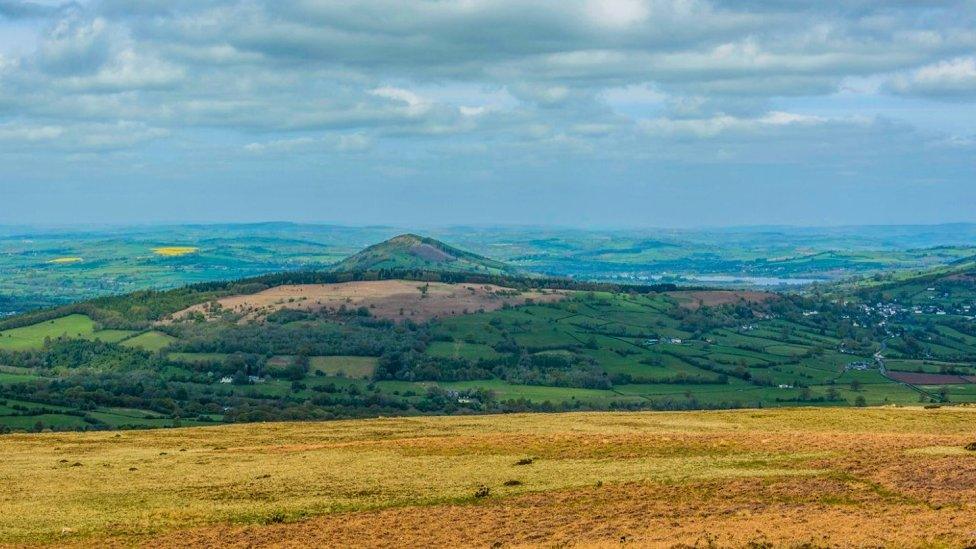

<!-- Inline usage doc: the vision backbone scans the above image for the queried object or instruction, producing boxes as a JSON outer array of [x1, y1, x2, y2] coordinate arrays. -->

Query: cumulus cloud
[[0, 0, 973, 169], [888, 57, 976, 99]]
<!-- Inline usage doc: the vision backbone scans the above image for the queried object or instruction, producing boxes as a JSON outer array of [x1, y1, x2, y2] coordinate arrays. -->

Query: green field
[[89, 329, 139, 343], [120, 331, 177, 352], [0, 314, 95, 351], [308, 356, 378, 379], [426, 341, 500, 361]]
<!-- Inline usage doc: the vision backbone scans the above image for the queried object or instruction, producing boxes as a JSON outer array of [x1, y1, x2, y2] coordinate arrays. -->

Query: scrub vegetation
[[2, 408, 975, 546]]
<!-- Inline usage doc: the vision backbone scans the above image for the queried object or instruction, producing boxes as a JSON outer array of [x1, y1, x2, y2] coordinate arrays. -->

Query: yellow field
[[2, 408, 975, 547], [151, 246, 199, 257], [46, 257, 83, 264]]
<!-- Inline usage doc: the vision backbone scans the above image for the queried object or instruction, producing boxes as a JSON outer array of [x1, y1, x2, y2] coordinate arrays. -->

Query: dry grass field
[[167, 280, 566, 323], [2, 407, 976, 547]]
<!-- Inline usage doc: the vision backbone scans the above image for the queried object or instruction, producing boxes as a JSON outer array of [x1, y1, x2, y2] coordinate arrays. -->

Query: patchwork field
[[167, 280, 566, 323], [2, 408, 975, 547]]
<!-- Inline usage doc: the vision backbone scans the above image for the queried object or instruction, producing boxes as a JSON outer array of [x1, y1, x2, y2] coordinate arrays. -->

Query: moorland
[[1, 407, 975, 546]]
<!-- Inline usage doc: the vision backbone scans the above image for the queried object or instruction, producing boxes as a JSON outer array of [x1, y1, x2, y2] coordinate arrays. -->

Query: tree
[[854, 395, 867, 407]]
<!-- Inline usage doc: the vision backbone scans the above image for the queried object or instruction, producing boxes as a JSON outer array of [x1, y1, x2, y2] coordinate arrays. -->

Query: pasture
[[0, 314, 95, 351], [120, 331, 177, 352], [1, 408, 975, 547], [308, 356, 378, 379]]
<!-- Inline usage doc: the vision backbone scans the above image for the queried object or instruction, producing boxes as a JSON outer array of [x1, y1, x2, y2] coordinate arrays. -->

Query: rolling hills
[[5, 223, 975, 317], [0, 236, 975, 433]]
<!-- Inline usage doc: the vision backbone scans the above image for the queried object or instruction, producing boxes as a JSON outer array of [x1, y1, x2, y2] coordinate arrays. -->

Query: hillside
[[3, 224, 974, 316], [2, 238, 976, 433], [3, 409, 976, 546], [331, 234, 516, 275]]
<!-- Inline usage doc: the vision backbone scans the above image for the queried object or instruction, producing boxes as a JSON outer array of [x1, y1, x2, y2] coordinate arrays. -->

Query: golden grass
[[46, 257, 83, 264], [151, 246, 199, 257], [2, 407, 976, 547]]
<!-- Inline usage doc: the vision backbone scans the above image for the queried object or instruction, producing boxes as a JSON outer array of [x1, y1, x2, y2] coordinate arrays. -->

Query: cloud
[[0, 0, 972, 174], [0, 120, 167, 152], [243, 132, 372, 155], [584, 0, 649, 28], [638, 110, 828, 139], [369, 86, 430, 116], [888, 57, 976, 99], [36, 16, 112, 75], [0, 0, 77, 19]]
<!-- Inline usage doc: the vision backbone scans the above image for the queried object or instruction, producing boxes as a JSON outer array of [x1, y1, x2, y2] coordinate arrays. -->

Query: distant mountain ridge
[[330, 234, 516, 275]]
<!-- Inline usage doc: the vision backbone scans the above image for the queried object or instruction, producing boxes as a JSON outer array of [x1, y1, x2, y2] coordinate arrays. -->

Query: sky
[[0, 0, 974, 228]]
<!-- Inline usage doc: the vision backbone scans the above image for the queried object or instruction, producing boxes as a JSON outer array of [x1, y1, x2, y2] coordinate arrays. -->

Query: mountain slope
[[331, 234, 516, 275]]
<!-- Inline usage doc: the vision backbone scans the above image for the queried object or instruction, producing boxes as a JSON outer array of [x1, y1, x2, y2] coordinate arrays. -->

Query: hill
[[330, 234, 516, 275], [3, 408, 976, 546], [2, 241, 976, 433], [841, 258, 976, 309]]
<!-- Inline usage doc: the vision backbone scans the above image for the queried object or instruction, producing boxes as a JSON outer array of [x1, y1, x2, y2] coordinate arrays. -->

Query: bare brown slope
[[165, 280, 566, 323]]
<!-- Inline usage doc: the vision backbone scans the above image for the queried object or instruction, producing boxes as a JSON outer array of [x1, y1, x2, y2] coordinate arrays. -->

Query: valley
[[3, 223, 975, 316], [1, 234, 975, 433]]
